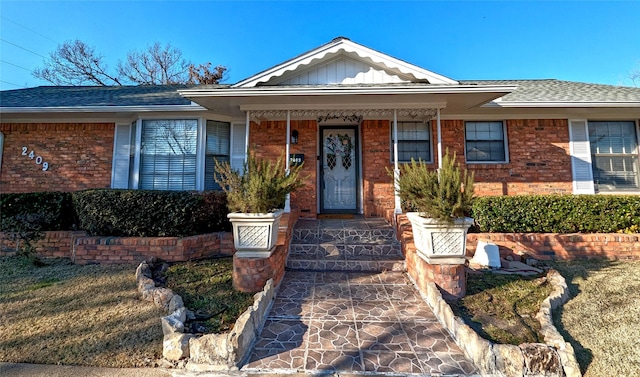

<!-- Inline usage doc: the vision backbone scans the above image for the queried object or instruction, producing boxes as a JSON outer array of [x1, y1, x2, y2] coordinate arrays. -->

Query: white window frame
[[588, 120, 640, 193], [464, 120, 509, 164], [391, 120, 433, 163]]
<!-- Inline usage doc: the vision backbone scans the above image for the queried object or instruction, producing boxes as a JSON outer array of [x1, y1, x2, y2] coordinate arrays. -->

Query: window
[[204, 121, 230, 190], [465, 121, 507, 162], [139, 119, 198, 190], [589, 121, 639, 192], [395, 121, 432, 162]]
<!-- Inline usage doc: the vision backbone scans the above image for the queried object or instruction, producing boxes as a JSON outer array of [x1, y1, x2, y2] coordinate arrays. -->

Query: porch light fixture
[[291, 130, 299, 144]]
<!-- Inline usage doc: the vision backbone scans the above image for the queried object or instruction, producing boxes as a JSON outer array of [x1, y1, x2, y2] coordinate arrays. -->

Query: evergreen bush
[[214, 152, 306, 213], [472, 195, 640, 233], [391, 151, 475, 223]]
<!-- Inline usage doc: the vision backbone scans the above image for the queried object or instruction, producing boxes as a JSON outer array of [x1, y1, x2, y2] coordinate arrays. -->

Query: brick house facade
[[1, 38, 639, 216]]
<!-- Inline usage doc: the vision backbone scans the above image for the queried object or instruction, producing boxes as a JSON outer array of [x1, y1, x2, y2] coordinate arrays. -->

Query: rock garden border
[[135, 260, 276, 371]]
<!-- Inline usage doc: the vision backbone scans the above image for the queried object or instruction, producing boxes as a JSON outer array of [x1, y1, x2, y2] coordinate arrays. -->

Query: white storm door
[[321, 127, 358, 212]]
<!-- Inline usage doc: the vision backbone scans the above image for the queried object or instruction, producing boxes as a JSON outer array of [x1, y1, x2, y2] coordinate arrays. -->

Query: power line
[[0, 16, 59, 44], [0, 38, 48, 59], [0, 79, 23, 88], [1, 59, 32, 72]]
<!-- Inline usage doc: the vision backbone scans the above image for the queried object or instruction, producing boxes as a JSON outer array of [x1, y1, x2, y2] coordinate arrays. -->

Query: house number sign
[[22, 146, 49, 171]]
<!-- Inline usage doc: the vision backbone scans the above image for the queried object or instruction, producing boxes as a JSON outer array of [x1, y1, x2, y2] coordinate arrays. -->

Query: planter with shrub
[[393, 151, 475, 264], [214, 153, 305, 257]]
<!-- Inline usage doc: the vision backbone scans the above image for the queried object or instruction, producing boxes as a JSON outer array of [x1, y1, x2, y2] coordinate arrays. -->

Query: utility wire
[[1, 16, 59, 44], [0, 79, 23, 88], [0, 38, 48, 59], [1, 59, 32, 71]]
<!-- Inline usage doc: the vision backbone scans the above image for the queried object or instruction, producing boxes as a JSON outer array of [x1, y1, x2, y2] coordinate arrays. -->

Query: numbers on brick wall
[[21, 146, 49, 171]]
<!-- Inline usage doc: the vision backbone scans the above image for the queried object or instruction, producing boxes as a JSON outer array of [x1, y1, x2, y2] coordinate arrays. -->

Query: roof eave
[[0, 104, 207, 114], [179, 85, 518, 98], [486, 101, 640, 108]]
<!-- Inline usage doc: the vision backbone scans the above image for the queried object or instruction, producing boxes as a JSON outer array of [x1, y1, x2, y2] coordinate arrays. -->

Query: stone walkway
[[243, 218, 479, 376]]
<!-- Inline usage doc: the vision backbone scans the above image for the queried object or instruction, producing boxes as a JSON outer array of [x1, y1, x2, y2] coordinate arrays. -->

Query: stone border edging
[[413, 270, 581, 377], [135, 260, 276, 371]]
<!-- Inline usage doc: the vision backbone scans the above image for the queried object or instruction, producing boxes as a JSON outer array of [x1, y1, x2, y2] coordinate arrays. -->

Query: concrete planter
[[228, 209, 284, 258], [406, 212, 473, 265]]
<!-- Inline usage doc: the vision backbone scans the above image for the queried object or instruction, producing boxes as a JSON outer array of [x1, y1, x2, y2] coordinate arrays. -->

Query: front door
[[320, 127, 358, 213]]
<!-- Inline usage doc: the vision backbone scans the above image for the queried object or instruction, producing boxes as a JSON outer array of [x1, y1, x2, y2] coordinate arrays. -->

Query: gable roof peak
[[233, 37, 458, 88]]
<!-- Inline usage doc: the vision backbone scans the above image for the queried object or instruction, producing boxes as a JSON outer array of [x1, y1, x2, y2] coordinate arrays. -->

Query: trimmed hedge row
[[1, 190, 230, 237], [0, 192, 76, 232], [472, 195, 640, 233]]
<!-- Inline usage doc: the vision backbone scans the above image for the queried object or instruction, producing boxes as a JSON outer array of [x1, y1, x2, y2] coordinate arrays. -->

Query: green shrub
[[0, 192, 76, 232], [390, 151, 474, 223], [73, 190, 229, 237], [472, 195, 640, 233]]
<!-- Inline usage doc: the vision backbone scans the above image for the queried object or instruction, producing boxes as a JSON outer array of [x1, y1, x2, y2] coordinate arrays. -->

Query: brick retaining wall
[[0, 231, 234, 264]]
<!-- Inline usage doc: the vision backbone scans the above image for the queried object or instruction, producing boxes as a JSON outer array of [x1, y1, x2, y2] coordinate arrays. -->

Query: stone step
[[286, 256, 405, 272], [289, 243, 401, 257], [292, 228, 396, 244]]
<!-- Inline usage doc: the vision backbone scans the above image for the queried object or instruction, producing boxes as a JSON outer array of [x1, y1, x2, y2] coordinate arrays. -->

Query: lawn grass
[[549, 259, 640, 377], [164, 257, 254, 333], [449, 270, 552, 345], [0, 256, 165, 367]]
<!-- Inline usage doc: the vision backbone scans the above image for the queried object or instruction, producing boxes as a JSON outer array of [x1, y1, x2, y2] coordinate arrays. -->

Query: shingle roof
[[460, 79, 640, 103], [0, 85, 225, 108]]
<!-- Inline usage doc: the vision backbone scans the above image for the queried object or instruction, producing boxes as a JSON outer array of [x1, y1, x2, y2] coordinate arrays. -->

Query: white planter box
[[406, 212, 474, 265], [228, 209, 284, 258]]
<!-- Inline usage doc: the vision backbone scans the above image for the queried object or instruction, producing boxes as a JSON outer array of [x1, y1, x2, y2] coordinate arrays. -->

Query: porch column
[[437, 108, 442, 169], [284, 110, 291, 213], [393, 110, 402, 214], [245, 111, 250, 160]]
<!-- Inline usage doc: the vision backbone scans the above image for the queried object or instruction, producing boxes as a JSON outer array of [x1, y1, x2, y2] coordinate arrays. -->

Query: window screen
[[396, 121, 431, 162], [589, 121, 639, 191], [139, 119, 198, 190], [204, 120, 230, 190], [465, 121, 507, 162]]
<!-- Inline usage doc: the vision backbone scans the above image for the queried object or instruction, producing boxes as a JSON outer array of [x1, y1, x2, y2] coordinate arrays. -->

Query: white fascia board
[[240, 102, 449, 111], [0, 104, 207, 114], [232, 39, 458, 87], [180, 85, 517, 98], [486, 101, 640, 108]]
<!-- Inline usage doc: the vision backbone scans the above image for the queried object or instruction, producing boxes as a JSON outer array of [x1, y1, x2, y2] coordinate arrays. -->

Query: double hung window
[[465, 121, 508, 163]]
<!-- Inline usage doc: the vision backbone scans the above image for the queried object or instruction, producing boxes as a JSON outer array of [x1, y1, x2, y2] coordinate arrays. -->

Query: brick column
[[232, 211, 298, 293]]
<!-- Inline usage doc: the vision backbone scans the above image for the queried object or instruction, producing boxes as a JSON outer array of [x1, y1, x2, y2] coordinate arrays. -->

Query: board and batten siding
[[277, 56, 407, 85]]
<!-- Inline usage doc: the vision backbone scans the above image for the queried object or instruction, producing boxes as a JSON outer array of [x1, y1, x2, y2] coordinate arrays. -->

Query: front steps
[[286, 218, 405, 272]]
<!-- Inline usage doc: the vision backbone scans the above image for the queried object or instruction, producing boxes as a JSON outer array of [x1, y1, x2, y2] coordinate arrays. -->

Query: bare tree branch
[[117, 42, 192, 85], [33, 40, 122, 86], [187, 62, 227, 84]]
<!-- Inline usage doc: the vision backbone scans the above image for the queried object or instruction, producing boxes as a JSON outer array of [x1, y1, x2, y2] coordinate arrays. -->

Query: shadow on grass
[[545, 258, 614, 375]]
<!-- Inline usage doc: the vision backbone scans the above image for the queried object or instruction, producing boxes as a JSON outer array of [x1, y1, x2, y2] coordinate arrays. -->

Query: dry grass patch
[[550, 259, 640, 377], [449, 271, 552, 345], [164, 257, 254, 333], [0, 256, 164, 367]]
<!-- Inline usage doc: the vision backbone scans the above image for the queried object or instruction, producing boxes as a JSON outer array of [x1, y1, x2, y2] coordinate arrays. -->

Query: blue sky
[[1, 1, 639, 91]]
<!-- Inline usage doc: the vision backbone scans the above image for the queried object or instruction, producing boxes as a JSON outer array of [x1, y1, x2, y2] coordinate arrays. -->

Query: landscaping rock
[[163, 333, 193, 361], [520, 343, 563, 377]]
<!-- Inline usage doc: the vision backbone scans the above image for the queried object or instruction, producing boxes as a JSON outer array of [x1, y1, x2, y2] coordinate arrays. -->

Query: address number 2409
[[22, 146, 49, 171]]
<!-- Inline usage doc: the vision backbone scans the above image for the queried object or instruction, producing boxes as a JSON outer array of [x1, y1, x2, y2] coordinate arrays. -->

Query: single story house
[[1, 37, 639, 219]]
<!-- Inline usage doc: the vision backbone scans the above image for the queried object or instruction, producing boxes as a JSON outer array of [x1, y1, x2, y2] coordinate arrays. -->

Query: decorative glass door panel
[[321, 128, 358, 212]]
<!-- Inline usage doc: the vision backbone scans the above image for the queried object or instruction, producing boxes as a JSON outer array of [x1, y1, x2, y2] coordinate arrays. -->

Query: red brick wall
[[0, 123, 114, 193], [362, 120, 395, 217], [0, 231, 234, 264], [233, 210, 299, 292], [467, 233, 640, 261], [249, 120, 317, 218], [438, 119, 573, 196]]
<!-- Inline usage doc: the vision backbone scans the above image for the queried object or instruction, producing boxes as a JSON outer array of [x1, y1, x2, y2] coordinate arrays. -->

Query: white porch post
[[393, 109, 402, 214], [437, 108, 443, 169], [245, 111, 250, 160], [284, 110, 291, 213]]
